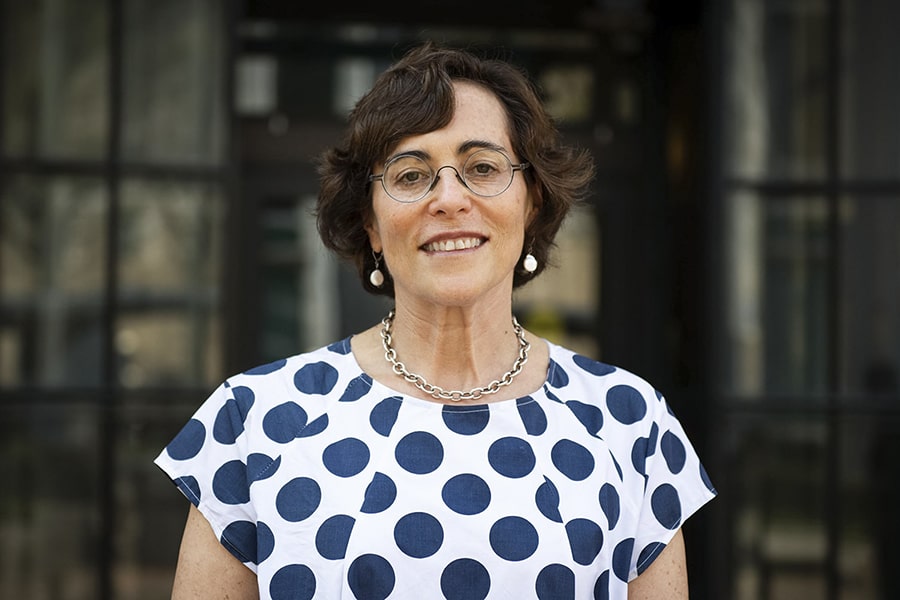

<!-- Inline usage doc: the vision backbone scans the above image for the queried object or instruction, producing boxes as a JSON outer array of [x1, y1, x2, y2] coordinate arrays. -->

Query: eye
[[387, 157, 432, 189]]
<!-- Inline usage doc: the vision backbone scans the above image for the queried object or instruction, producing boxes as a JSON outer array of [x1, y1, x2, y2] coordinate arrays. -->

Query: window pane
[[117, 179, 225, 387], [721, 414, 828, 599], [842, 415, 900, 600], [840, 0, 900, 179], [1, 0, 108, 159], [723, 0, 828, 180], [113, 396, 196, 598], [722, 192, 831, 397], [0, 176, 107, 387], [0, 399, 101, 599], [840, 196, 900, 395], [121, 0, 226, 165]]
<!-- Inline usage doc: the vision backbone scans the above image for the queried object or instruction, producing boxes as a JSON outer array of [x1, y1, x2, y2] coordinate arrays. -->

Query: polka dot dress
[[156, 338, 716, 599]]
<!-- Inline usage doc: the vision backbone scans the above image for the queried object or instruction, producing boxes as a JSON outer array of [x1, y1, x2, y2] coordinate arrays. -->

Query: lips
[[421, 237, 484, 253]]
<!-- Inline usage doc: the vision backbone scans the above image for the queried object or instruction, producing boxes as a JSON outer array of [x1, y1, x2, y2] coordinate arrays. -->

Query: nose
[[426, 165, 472, 212]]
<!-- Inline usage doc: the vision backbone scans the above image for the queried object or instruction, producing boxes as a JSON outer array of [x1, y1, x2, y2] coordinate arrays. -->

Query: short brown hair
[[316, 42, 594, 296]]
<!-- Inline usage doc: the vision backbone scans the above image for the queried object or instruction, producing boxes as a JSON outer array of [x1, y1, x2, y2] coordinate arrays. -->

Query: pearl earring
[[369, 251, 385, 287], [523, 249, 538, 274]]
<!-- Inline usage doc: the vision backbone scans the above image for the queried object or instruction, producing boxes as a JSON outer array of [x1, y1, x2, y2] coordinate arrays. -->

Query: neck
[[385, 303, 526, 400]]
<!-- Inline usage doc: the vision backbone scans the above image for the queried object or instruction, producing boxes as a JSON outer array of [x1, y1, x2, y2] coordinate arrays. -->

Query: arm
[[171, 504, 259, 600], [627, 528, 689, 600]]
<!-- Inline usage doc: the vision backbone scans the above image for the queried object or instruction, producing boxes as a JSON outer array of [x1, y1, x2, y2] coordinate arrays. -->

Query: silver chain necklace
[[380, 309, 531, 402]]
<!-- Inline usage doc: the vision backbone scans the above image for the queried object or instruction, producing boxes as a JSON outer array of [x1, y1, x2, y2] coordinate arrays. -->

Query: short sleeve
[[628, 394, 716, 581], [154, 380, 260, 567]]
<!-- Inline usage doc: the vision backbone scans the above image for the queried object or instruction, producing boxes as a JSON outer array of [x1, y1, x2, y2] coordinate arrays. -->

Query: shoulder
[[545, 342, 660, 402], [224, 338, 358, 393]]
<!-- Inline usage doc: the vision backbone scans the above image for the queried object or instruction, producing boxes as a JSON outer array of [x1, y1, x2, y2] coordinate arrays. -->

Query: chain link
[[380, 310, 530, 402]]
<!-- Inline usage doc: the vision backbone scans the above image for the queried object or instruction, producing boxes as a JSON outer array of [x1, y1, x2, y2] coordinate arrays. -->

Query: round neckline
[[347, 335, 556, 410]]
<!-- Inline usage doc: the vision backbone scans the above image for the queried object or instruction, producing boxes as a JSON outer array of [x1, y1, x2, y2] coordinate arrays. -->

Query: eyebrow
[[385, 139, 510, 164]]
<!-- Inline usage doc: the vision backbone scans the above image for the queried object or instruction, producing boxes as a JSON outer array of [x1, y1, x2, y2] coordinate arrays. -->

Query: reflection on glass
[[840, 196, 900, 394], [727, 416, 828, 599], [121, 0, 225, 165], [844, 415, 900, 600], [840, 0, 900, 178], [723, 192, 831, 396], [0, 176, 107, 386], [0, 402, 101, 599], [118, 179, 225, 387], [762, 197, 829, 395], [1, 0, 108, 159], [724, 0, 827, 180]]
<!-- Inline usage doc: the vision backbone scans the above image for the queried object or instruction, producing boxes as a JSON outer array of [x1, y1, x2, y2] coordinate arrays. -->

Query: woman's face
[[366, 81, 537, 310]]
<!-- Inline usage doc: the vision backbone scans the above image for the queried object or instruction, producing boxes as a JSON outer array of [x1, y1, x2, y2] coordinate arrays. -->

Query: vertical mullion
[[824, 0, 842, 598], [98, 0, 123, 598]]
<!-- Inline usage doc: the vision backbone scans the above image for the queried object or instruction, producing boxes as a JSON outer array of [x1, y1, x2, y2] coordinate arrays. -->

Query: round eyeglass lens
[[381, 149, 517, 202]]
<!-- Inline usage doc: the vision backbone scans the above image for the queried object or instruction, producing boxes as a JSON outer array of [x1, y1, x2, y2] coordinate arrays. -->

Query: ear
[[525, 186, 543, 228], [365, 217, 382, 253]]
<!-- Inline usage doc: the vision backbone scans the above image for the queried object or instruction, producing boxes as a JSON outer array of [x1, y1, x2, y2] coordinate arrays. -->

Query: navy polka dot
[[316, 514, 356, 560], [294, 362, 339, 395], [599, 483, 620, 530], [573, 355, 616, 377], [395, 512, 444, 558], [637, 542, 666, 575], [361, 472, 397, 514], [631, 423, 659, 478], [536, 563, 575, 599], [442, 405, 489, 435], [488, 437, 535, 478], [298, 413, 329, 438], [551, 439, 595, 481], [442, 473, 491, 515], [174, 476, 201, 504], [270, 564, 316, 600], [221, 520, 258, 563], [370, 397, 402, 437], [489, 516, 538, 561], [547, 360, 570, 388], [441, 558, 490, 600], [607, 385, 647, 425], [593, 570, 610, 600], [323, 438, 370, 477], [276, 477, 321, 522], [263, 402, 308, 444], [212, 460, 249, 505], [245, 358, 287, 375], [516, 397, 547, 435], [661, 431, 686, 474], [565, 400, 604, 436], [395, 431, 444, 474], [608, 450, 624, 481], [535, 477, 562, 523], [167, 419, 205, 460], [348, 554, 395, 600], [247, 453, 281, 483], [258, 521, 275, 563], [213, 386, 255, 444], [612, 538, 634, 582], [327, 338, 352, 354], [339, 374, 372, 402], [566, 518, 604, 566], [651, 483, 682, 529]]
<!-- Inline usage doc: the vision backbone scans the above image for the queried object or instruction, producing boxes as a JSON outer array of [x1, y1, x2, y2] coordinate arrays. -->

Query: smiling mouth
[[422, 237, 484, 253]]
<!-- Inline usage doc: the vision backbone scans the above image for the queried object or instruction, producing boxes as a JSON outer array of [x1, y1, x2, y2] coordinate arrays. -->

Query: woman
[[156, 43, 716, 599]]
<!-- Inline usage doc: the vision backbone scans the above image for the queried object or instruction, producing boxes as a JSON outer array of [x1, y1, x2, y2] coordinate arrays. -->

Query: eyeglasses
[[369, 148, 530, 203]]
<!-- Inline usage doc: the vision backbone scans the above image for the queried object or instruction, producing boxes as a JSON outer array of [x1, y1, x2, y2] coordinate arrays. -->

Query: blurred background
[[1, 0, 898, 598]]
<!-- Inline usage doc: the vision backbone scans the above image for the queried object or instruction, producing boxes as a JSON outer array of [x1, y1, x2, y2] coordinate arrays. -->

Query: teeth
[[424, 238, 482, 252]]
